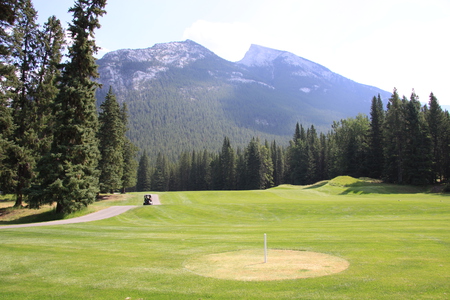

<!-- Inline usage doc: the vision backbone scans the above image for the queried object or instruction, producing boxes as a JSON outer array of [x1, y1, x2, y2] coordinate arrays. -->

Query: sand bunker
[[184, 249, 349, 281]]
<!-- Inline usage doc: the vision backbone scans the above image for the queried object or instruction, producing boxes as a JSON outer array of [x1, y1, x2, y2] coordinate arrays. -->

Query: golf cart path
[[0, 194, 160, 229]]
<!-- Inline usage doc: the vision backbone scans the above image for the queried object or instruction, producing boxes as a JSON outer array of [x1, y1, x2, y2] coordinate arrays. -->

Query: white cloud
[[183, 20, 256, 61]]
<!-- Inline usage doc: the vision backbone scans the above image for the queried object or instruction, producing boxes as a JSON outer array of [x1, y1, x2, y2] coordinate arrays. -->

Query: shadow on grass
[[303, 181, 328, 189], [303, 178, 450, 196], [0, 207, 63, 225], [338, 182, 450, 195]]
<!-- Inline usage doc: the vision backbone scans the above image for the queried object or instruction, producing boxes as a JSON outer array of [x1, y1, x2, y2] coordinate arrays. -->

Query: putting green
[[184, 249, 350, 281]]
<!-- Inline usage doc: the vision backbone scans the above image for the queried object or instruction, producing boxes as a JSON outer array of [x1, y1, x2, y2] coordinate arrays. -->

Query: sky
[[33, 0, 450, 105]]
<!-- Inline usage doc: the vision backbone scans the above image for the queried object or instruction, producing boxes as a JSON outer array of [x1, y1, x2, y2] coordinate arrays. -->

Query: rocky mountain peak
[[100, 39, 214, 67], [238, 44, 284, 67], [238, 44, 334, 80]]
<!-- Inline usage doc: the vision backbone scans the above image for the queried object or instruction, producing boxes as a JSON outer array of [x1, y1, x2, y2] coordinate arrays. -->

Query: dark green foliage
[[8, 0, 40, 207], [95, 41, 391, 163], [29, 0, 106, 214], [136, 151, 151, 192], [220, 137, 236, 190], [0, 0, 18, 194], [4, 1, 64, 207], [426, 93, 447, 182], [244, 138, 274, 189], [151, 152, 170, 191], [402, 92, 432, 185], [121, 137, 138, 193], [368, 94, 385, 178], [383, 89, 405, 183], [98, 87, 125, 193]]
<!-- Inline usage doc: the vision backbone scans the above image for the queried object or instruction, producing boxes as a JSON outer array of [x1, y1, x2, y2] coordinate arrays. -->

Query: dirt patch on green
[[184, 249, 349, 281]]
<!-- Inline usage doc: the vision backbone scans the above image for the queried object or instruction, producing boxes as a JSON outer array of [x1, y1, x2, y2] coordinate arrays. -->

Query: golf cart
[[143, 194, 153, 205]]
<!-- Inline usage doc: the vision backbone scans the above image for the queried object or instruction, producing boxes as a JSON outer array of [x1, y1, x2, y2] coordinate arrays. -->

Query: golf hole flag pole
[[264, 233, 267, 263]]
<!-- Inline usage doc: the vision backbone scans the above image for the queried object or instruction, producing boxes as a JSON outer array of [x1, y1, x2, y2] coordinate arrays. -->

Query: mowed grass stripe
[[0, 177, 449, 299]]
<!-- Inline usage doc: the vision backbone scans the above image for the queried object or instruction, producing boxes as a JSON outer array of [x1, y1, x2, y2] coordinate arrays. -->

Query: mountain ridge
[[95, 40, 390, 160]]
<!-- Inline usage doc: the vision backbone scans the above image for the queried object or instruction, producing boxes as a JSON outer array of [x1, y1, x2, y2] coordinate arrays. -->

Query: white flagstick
[[264, 233, 267, 263]]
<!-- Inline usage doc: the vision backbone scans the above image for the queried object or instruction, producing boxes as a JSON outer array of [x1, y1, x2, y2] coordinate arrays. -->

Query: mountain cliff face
[[95, 40, 390, 160]]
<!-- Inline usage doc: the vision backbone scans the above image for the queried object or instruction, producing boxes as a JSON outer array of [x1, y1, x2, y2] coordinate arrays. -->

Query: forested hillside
[[136, 91, 450, 191], [95, 40, 390, 161]]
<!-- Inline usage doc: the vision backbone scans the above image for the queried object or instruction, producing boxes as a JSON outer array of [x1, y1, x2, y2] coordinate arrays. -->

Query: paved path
[[0, 194, 160, 229]]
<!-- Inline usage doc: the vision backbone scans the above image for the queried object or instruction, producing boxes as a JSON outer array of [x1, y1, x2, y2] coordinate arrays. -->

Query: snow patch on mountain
[[228, 71, 275, 89]]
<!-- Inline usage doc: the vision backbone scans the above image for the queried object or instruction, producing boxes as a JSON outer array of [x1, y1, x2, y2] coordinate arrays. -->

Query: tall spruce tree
[[151, 152, 169, 191], [244, 138, 273, 189], [30, 0, 106, 213], [121, 137, 138, 193], [8, 0, 41, 207], [383, 89, 406, 183], [368, 94, 385, 179], [98, 87, 124, 193], [402, 91, 432, 185], [220, 137, 236, 190], [120, 102, 138, 193], [136, 150, 151, 192], [426, 93, 446, 182], [0, 0, 18, 194]]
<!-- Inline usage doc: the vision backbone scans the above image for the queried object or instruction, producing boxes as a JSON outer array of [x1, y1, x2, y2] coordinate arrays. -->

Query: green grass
[[1, 177, 449, 299]]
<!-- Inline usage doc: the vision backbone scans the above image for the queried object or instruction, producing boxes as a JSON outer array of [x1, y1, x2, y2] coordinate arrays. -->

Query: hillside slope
[[95, 40, 390, 160]]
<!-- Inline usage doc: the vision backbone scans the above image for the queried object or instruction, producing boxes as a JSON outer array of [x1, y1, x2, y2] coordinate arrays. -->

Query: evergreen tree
[[151, 152, 169, 191], [220, 137, 236, 189], [177, 151, 191, 191], [383, 89, 406, 183], [136, 151, 152, 192], [402, 91, 432, 184], [30, 0, 106, 213], [368, 94, 385, 179], [235, 147, 246, 190], [306, 125, 319, 184], [0, 0, 18, 196], [271, 140, 284, 186], [119, 102, 138, 193], [7, 0, 41, 207], [121, 138, 138, 193], [286, 123, 307, 184], [426, 93, 446, 182], [244, 138, 273, 189], [98, 87, 124, 193]]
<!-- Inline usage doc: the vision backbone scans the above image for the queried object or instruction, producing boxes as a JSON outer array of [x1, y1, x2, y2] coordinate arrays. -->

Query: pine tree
[[30, 0, 106, 214], [98, 87, 124, 193], [306, 125, 319, 184], [220, 137, 236, 190], [151, 152, 169, 191], [6, 0, 41, 207], [383, 89, 406, 183], [368, 94, 385, 179], [177, 151, 191, 191], [117, 101, 138, 193], [136, 151, 152, 192], [271, 140, 284, 186], [121, 138, 138, 193], [244, 138, 273, 189], [0, 0, 18, 194], [426, 93, 446, 182], [286, 123, 307, 184], [403, 91, 432, 184]]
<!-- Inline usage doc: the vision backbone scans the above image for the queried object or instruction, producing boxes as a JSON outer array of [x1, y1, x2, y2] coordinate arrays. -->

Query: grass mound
[[328, 176, 362, 187]]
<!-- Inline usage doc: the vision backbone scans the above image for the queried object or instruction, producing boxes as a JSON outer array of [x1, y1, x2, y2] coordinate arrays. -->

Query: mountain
[[95, 40, 390, 160]]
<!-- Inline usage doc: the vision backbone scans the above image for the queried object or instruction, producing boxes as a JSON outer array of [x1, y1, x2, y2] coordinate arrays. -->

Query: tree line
[[0, 0, 138, 214], [137, 90, 449, 191]]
